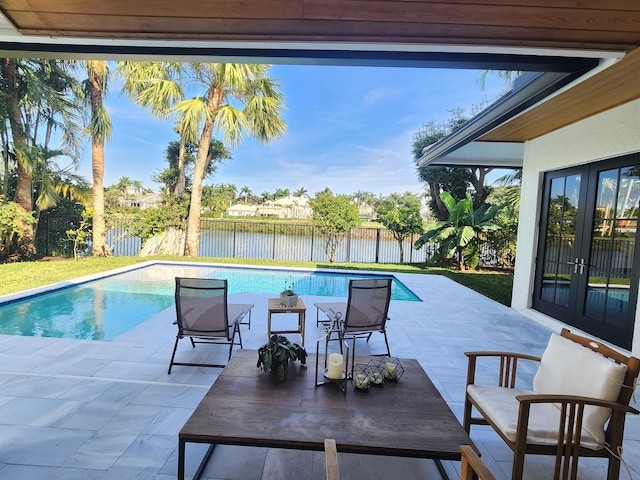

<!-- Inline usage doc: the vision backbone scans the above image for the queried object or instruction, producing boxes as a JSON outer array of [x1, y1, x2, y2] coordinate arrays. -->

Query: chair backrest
[[175, 277, 230, 339], [558, 328, 640, 443], [343, 278, 392, 333]]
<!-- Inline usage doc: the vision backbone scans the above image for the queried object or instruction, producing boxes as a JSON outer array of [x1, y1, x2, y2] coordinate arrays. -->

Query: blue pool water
[[0, 264, 420, 341]]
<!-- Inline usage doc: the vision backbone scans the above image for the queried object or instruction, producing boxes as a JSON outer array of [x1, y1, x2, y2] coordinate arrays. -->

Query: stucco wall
[[512, 98, 640, 355]]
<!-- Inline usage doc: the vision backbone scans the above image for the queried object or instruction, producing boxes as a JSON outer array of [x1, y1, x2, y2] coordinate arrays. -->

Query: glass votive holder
[[381, 356, 404, 383], [351, 363, 371, 392], [367, 360, 385, 388]]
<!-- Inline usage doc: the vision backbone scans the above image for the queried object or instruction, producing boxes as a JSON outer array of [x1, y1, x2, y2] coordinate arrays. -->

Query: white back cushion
[[533, 333, 627, 444]]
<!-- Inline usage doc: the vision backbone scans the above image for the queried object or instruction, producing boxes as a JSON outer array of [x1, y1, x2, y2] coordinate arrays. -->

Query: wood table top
[[179, 349, 475, 460]]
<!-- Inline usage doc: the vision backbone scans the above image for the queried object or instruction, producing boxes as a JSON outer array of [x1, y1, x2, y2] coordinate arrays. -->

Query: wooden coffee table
[[267, 297, 306, 346], [178, 350, 477, 479]]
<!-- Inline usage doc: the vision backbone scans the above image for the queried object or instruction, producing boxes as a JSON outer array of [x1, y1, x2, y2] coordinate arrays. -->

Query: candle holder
[[381, 356, 404, 383], [315, 334, 350, 395], [350, 363, 371, 393], [367, 359, 385, 388]]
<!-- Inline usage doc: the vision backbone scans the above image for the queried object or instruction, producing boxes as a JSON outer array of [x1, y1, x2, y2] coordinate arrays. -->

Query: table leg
[[267, 311, 272, 341], [300, 310, 306, 346], [178, 438, 185, 480], [434, 459, 451, 480], [194, 444, 216, 480]]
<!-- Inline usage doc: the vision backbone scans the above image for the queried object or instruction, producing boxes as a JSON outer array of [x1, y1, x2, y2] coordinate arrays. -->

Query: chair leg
[[463, 395, 473, 433], [190, 337, 196, 348], [168, 336, 180, 374], [383, 331, 391, 357]]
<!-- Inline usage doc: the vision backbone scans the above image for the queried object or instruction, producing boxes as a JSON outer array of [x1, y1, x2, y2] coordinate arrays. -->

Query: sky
[[74, 64, 508, 198]]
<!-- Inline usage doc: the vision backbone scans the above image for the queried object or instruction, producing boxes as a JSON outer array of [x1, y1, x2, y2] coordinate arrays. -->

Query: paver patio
[[0, 271, 638, 479]]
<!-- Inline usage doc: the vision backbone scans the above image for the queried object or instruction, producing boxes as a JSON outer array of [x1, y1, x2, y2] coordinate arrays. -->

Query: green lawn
[[0, 257, 514, 306]]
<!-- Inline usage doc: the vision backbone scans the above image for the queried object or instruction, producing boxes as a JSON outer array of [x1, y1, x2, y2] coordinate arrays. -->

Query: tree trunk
[[175, 134, 187, 195], [429, 181, 447, 221], [88, 71, 110, 257], [470, 167, 493, 208], [185, 87, 222, 257], [2, 58, 35, 257], [397, 239, 405, 263], [91, 138, 108, 256]]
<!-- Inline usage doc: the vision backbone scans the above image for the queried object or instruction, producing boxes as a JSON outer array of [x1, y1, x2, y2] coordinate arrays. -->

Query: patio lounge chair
[[315, 278, 392, 357], [168, 277, 253, 374], [463, 328, 640, 480]]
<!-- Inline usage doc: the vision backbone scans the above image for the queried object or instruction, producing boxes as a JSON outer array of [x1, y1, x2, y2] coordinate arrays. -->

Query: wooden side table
[[267, 297, 306, 346]]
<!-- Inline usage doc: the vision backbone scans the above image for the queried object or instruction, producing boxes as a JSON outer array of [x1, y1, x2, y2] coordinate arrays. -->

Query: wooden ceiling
[[2, 0, 640, 145], [1, 0, 640, 54]]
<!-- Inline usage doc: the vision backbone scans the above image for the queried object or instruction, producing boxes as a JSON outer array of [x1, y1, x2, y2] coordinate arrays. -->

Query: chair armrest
[[324, 439, 340, 480], [459, 445, 496, 480], [515, 393, 639, 414], [514, 393, 639, 449], [465, 351, 541, 389]]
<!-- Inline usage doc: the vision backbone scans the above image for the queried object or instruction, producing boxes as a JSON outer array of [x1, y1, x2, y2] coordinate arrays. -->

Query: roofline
[[416, 67, 598, 167]]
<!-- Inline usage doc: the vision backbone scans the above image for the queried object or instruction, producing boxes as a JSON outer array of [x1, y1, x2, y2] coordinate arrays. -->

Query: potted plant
[[279, 278, 298, 306], [257, 334, 307, 381]]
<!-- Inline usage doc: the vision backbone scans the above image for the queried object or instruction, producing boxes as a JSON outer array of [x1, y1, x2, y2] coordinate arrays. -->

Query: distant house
[[227, 204, 258, 217], [226, 195, 312, 219], [118, 186, 162, 210]]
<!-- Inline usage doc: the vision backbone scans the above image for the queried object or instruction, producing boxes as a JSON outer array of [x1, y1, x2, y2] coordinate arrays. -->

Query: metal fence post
[[375, 229, 380, 263], [310, 226, 315, 262], [233, 221, 237, 258]]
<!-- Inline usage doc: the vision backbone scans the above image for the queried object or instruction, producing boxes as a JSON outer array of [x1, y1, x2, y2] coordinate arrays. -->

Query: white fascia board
[[427, 141, 523, 168]]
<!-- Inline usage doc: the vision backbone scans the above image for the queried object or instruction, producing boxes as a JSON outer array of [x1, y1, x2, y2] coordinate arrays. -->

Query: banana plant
[[415, 191, 504, 270]]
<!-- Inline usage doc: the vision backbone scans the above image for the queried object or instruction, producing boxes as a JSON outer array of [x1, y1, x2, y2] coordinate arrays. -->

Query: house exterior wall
[[512, 98, 640, 355]]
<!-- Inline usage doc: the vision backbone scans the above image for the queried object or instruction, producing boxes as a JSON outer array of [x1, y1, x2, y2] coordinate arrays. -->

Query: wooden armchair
[[463, 328, 639, 480], [459, 445, 496, 480]]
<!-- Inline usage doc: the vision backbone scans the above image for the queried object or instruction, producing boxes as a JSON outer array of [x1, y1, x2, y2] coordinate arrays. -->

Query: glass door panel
[[534, 156, 639, 349]]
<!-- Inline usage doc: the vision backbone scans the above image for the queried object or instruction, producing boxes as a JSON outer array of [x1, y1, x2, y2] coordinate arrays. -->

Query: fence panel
[[43, 216, 489, 266]]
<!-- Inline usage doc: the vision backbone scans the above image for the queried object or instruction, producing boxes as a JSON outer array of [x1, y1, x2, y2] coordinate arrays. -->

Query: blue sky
[[76, 65, 507, 198]]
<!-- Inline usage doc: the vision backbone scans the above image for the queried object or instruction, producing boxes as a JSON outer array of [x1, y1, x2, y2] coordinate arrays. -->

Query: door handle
[[567, 258, 579, 274], [578, 258, 586, 275]]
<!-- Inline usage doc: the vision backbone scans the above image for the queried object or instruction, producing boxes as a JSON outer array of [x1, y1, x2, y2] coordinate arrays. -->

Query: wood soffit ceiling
[[1, 0, 639, 52], [1, 1, 640, 142]]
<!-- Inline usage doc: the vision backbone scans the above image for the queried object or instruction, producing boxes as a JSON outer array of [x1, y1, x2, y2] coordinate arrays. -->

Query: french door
[[533, 155, 640, 349]]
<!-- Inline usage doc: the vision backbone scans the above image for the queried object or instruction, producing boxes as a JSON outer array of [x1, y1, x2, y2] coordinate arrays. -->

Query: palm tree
[[239, 185, 252, 203], [293, 187, 308, 197], [171, 63, 286, 256], [83, 60, 113, 257], [1, 58, 84, 256], [117, 62, 189, 194]]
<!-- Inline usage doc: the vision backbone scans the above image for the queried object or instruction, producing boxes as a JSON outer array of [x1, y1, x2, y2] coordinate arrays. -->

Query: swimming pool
[[0, 263, 420, 341]]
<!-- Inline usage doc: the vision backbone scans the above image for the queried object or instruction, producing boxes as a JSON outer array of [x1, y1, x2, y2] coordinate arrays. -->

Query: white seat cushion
[[533, 334, 628, 444], [467, 384, 602, 450]]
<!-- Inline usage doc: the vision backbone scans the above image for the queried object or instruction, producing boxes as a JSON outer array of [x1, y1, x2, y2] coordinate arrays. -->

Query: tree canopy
[[309, 191, 361, 262]]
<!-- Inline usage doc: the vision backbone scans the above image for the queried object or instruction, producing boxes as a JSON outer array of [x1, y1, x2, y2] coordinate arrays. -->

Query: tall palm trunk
[[184, 87, 221, 257], [1, 58, 35, 256], [88, 69, 109, 257], [175, 133, 187, 195]]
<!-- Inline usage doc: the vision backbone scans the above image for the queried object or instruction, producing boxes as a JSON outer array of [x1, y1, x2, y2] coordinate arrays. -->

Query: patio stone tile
[[130, 384, 208, 409], [90, 381, 148, 407], [0, 352, 49, 371], [359, 453, 444, 479], [56, 378, 114, 402], [0, 397, 82, 427], [58, 402, 122, 431], [261, 447, 320, 480], [109, 433, 175, 469], [0, 425, 94, 466], [92, 360, 168, 380], [0, 374, 83, 398], [99, 404, 164, 436], [186, 445, 268, 480], [143, 406, 193, 436], [0, 464, 104, 480], [101, 465, 163, 480], [62, 431, 139, 470], [35, 356, 111, 377]]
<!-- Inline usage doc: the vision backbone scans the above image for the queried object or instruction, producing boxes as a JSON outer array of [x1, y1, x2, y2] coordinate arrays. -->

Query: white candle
[[370, 371, 383, 385], [327, 353, 344, 379], [384, 362, 397, 380], [355, 373, 369, 389]]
